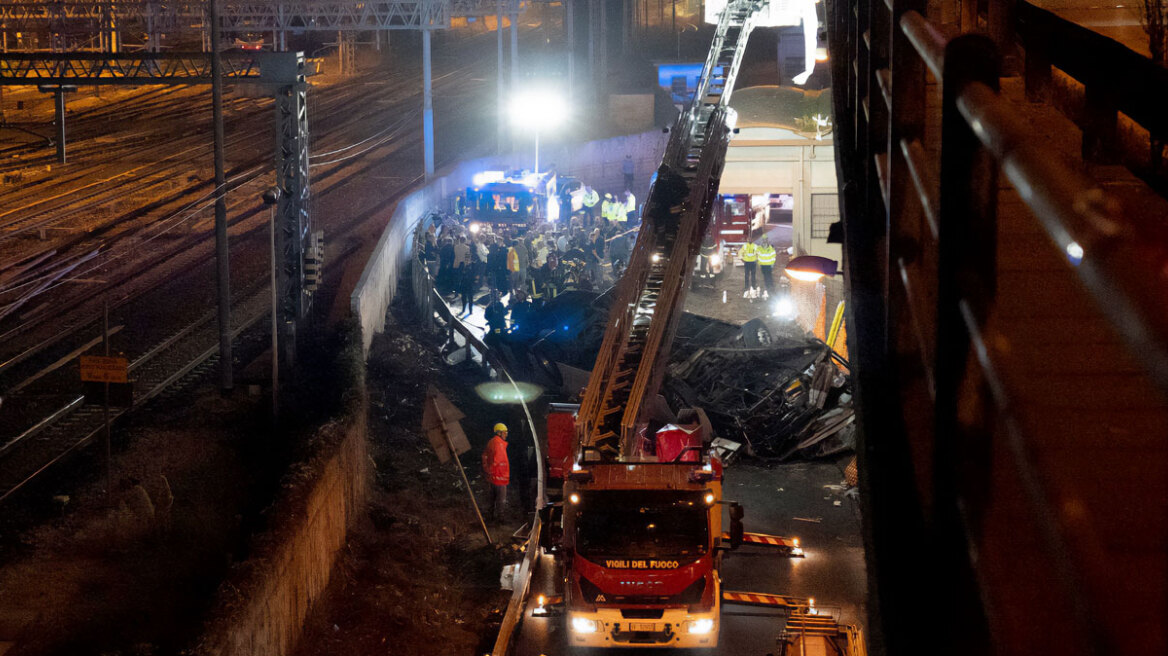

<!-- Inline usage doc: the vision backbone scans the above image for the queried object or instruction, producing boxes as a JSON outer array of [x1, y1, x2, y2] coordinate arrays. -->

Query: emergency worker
[[601, 193, 615, 225], [481, 423, 510, 521], [740, 239, 758, 297], [582, 186, 600, 225], [623, 190, 636, 224], [757, 239, 777, 299]]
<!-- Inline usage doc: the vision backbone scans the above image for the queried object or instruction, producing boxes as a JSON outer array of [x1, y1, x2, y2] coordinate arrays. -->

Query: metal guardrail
[[490, 513, 541, 656], [408, 214, 545, 655]]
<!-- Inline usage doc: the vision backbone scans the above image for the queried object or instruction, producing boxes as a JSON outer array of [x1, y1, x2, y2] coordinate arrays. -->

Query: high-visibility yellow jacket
[[740, 242, 758, 262], [757, 244, 777, 266], [507, 247, 521, 272]]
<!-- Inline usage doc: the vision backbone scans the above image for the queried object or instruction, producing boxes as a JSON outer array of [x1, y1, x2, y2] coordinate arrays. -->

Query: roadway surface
[[1031, 0, 1150, 55], [512, 459, 866, 655]]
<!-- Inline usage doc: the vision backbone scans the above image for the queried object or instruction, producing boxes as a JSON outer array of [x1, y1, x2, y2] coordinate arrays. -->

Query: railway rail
[[0, 24, 500, 505], [0, 281, 270, 502]]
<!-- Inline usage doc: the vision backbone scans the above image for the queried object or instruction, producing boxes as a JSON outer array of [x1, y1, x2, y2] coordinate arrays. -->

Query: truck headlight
[[571, 616, 599, 634], [686, 619, 715, 635]]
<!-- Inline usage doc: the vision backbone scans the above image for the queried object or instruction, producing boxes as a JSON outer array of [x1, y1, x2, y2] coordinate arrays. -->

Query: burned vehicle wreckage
[[457, 287, 855, 462]]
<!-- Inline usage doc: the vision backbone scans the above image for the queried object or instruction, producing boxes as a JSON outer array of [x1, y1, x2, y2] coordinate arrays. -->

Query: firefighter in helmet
[[482, 423, 510, 521]]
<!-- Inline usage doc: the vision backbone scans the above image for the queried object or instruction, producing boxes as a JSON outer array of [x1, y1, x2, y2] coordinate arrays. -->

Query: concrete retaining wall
[[350, 130, 669, 354], [194, 400, 369, 656]]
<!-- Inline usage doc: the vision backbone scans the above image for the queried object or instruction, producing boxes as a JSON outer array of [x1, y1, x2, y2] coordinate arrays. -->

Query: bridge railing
[[834, 0, 1167, 654], [1016, 0, 1168, 191]]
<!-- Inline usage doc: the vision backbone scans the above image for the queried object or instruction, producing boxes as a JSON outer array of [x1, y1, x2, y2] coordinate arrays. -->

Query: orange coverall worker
[[482, 429, 510, 520]]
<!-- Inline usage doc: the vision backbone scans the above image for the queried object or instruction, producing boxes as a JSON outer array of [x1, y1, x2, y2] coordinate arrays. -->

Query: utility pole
[[423, 28, 435, 178], [263, 188, 281, 422], [510, 0, 519, 100], [497, 0, 506, 153], [102, 298, 111, 497], [210, 0, 233, 394], [566, 0, 575, 107]]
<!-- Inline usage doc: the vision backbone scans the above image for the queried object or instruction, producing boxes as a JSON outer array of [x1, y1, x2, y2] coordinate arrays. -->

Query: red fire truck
[[542, 406, 740, 649]]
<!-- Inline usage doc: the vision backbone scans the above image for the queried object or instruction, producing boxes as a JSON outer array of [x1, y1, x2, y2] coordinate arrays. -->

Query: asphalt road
[[513, 457, 866, 655]]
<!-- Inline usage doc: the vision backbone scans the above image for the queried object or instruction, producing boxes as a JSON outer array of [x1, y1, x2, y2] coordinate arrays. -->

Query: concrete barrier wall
[[350, 130, 669, 353], [194, 402, 369, 656]]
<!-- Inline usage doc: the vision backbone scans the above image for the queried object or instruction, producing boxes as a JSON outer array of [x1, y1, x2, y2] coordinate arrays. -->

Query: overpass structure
[[831, 0, 1167, 655]]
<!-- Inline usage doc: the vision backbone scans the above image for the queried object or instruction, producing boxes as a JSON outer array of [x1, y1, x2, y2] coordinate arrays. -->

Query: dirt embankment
[[0, 324, 362, 656], [0, 389, 269, 656], [293, 306, 527, 656]]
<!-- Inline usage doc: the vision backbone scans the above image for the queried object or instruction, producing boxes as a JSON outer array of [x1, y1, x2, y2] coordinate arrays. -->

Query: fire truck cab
[[559, 436, 741, 649]]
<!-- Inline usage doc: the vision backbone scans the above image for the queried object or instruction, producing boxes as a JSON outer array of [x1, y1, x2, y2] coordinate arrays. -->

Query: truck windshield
[[576, 490, 708, 560]]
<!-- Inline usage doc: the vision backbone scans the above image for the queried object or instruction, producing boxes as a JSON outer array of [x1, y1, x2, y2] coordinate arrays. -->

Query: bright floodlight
[[511, 90, 568, 129]]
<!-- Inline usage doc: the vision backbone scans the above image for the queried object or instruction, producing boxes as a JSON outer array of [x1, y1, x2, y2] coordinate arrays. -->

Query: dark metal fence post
[[1019, 9, 1051, 102], [987, 0, 1016, 67], [933, 32, 1001, 653], [886, 0, 927, 358], [1082, 80, 1118, 164]]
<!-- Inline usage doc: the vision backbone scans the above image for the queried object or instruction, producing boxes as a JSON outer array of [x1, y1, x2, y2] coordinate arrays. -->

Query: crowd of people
[[421, 200, 639, 339]]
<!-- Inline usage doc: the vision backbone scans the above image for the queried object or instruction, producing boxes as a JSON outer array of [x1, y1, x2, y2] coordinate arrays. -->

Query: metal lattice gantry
[[272, 61, 312, 329], [0, 1, 525, 34], [0, 51, 264, 84]]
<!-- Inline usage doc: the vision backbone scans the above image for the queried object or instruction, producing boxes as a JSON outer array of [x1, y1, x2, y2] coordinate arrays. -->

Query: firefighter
[[740, 239, 759, 298], [757, 239, 777, 299], [481, 423, 510, 521], [582, 186, 599, 225]]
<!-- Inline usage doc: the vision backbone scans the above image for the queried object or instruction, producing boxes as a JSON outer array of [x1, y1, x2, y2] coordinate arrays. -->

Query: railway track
[[0, 26, 498, 505], [0, 281, 272, 502]]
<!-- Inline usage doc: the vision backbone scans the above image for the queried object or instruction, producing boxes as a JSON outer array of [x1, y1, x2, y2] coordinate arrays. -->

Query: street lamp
[[677, 23, 698, 60], [785, 255, 838, 281], [510, 89, 568, 176]]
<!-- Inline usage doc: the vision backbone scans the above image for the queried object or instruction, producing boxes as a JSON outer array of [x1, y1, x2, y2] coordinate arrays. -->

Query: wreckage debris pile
[[665, 342, 855, 461]]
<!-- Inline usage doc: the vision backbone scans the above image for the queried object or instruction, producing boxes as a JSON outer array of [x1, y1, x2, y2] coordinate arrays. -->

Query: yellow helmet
[[494, 423, 508, 433]]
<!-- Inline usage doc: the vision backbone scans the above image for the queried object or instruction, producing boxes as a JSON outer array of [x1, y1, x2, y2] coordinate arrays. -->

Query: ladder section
[[575, 0, 766, 458]]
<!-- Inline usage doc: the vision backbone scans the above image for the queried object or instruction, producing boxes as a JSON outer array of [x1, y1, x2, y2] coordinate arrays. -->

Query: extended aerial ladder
[[545, 3, 865, 651], [575, 0, 768, 458]]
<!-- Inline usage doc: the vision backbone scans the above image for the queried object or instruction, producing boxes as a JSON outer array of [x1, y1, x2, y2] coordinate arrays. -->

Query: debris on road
[[502, 291, 858, 463]]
